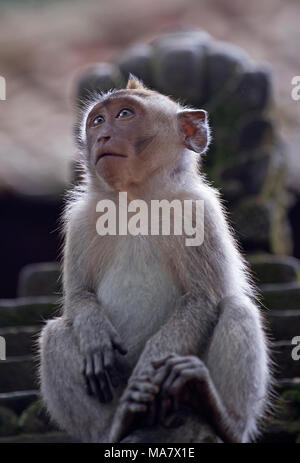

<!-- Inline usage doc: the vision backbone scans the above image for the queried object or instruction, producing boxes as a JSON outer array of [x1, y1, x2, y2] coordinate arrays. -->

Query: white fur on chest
[[96, 237, 180, 363]]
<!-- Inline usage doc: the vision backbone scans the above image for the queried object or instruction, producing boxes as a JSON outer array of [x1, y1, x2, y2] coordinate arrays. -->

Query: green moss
[[0, 406, 19, 436], [19, 400, 56, 434]]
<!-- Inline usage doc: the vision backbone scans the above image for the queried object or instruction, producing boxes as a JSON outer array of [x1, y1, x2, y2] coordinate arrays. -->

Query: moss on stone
[[19, 400, 56, 434], [0, 406, 19, 436]]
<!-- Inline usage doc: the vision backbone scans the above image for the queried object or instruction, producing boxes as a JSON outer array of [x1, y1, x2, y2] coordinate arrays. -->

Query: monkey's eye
[[116, 108, 134, 119], [92, 115, 105, 126]]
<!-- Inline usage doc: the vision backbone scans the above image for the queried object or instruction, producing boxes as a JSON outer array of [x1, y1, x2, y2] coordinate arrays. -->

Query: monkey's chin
[[96, 162, 127, 191]]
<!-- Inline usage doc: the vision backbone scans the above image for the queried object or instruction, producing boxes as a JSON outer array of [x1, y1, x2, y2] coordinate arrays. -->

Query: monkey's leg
[[39, 317, 117, 442], [152, 296, 268, 442], [203, 296, 269, 442]]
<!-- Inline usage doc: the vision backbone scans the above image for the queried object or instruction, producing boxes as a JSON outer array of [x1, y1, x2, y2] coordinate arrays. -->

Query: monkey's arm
[[129, 198, 229, 377], [62, 224, 127, 403], [129, 288, 221, 378], [109, 291, 221, 442]]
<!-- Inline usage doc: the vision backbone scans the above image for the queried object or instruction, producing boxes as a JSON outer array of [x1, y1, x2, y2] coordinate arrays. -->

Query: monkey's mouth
[[96, 153, 127, 164]]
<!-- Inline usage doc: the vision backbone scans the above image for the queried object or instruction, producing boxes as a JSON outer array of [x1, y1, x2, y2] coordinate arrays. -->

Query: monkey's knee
[[218, 295, 252, 316], [40, 317, 80, 368], [39, 318, 115, 442], [39, 318, 83, 426], [39, 317, 82, 393]]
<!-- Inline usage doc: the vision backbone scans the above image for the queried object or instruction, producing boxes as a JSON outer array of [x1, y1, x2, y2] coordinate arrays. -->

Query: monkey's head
[[78, 75, 210, 192]]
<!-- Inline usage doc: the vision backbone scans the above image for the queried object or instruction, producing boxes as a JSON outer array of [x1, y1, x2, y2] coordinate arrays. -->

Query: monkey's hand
[[152, 354, 239, 443], [80, 318, 128, 403], [152, 354, 209, 419], [109, 375, 159, 443]]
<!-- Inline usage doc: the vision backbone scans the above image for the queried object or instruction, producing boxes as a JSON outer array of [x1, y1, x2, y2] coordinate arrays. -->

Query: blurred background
[[0, 0, 300, 443]]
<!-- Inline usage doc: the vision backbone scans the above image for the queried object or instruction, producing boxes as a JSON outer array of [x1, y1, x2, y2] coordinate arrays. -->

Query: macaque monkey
[[39, 75, 271, 443]]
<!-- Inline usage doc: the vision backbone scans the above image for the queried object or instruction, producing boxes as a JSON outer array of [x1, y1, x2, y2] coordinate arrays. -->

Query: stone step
[[267, 310, 300, 342], [17, 262, 61, 298], [260, 378, 300, 443], [0, 296, 59, 327], [276, 379, 300, 417], [249, 254, 300, 285], [277, 377, 300, 392], [0, 398, 58, 438], [0, 405, 19, 436], [273, 341, 300, 379], [0, 432, 77, 443], [261, 283, 300, 311], [0, 356, 36, 392], [18, 399, 57, 435], [0, 326, 40, 356], [260, 421, 300, 443], [0, 390, 39, 415]]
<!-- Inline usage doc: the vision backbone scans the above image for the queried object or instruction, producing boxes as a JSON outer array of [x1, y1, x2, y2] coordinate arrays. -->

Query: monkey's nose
[[97, 135, 111, 143]]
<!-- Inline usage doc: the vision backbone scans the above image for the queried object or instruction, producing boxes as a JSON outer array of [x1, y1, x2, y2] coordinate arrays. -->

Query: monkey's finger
[[161, 368, 181, 397], [153, 356, 196, 388], [115, 400, 147, 438], [165, 356, 195, 368], [86, 355, 105, 402], [168, 368, 196, 397], [127, 372, 154, 388], [111, 401, 144, 443], [165, 356, 206, 374], [157, 355, 194, 370], [127, 402, 147, 413], [112, 336, 128, 355], [110, 422, 126, 443], [163, 359, 199, 396], [132, 381, 159, 395], [161, 358, 197, 392], [103, 346, 120, 388], [93, 352, 113, 403], [129, 391, 156, 404], [152, 354, 175, 369], [109, 406, 133, 443], [82, 358, 92, 396], [152, 363, 174, 387], [84, 355, 96, 396], [121, 382, 157, 403], [153, 358, 187, 388]]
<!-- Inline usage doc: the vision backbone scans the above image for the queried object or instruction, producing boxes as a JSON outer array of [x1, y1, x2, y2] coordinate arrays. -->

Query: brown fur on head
[[126, 74, 146, 90]]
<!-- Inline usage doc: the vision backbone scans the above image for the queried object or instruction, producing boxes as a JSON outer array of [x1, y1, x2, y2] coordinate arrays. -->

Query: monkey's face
[[85, 91, 182, 191], [84, 85, 209, 192]]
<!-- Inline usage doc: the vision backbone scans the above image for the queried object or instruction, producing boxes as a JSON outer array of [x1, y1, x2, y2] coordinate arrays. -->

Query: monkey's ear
[[178, 109, 210, 154], [126, 74, 146, 90]]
